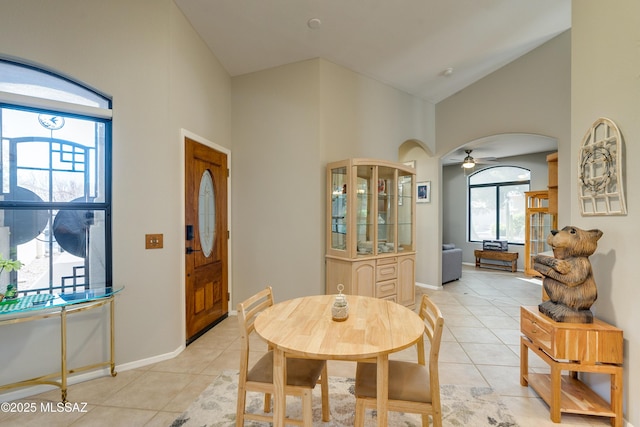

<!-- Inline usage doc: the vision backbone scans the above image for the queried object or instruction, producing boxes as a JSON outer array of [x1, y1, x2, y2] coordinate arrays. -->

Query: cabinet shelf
[[526, 373, 616, 417]]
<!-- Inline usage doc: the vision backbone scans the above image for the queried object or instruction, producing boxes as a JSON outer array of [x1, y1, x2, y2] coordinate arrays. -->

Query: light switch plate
[[145, 234, 163, 249]]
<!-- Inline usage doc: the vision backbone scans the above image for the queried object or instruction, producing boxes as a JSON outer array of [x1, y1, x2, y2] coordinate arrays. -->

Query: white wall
[[0, 0, 231, 388], [572, 2, 639, 424]]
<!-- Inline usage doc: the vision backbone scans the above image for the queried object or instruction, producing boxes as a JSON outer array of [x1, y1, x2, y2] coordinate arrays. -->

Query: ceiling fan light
[[461, 156, 475, 168]]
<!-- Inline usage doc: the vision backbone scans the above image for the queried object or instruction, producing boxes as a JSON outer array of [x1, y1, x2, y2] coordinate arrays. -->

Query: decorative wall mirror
[[578, 117, 626, 216]]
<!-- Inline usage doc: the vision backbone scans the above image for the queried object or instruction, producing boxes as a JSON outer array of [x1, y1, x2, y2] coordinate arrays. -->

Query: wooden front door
[[185, 137, 228, 344]]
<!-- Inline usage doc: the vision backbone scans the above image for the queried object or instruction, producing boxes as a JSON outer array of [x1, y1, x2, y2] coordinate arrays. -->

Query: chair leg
[[354, 397, 365, 427], [432, 398, 442, 427], [236, 389, 246, 427], [301, 389, 313, 427], [431, 409, 442, 427], [320, 364, 330, 422], [421, 413, 429, 427]]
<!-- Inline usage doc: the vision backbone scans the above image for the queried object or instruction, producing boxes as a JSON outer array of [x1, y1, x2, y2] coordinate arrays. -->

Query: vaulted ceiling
[[175, 0, 569, 159], [175, 0, 570, 103]]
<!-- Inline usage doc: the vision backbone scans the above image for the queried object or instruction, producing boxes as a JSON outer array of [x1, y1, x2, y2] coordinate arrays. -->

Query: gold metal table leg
[[61, 307, 67, 403], [0, 292, 121, 401], [110, 296, 117, 377]]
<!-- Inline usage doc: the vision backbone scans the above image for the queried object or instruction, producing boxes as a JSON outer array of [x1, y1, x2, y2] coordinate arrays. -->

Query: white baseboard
[[416, 282, 443, 291], [0, 344, 185, 402]]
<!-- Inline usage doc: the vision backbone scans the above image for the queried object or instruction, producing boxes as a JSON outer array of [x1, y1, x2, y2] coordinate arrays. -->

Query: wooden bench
[[474, 250, 518, 272]]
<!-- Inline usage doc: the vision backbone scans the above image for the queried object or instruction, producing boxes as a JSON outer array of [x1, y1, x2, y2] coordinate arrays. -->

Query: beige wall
[[437, 31, 571, 226], [435, 31, 570, 287], [572, 2, 639, 424], [400, 140, 440, 287], [231, 59, 323, 304], [319, 60, 440, 288], [319, 60, 432, 160], [231, 58, 434, 303], [2, 2, 636, 420], [0, 0, 231, 388]]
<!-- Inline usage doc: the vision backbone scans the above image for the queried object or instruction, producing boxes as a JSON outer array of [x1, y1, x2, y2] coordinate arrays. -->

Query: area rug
[[171, 371, 519, 426]]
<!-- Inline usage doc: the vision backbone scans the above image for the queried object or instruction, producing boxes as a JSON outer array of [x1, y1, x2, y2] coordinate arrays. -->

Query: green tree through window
[[468, 166, 530, 244]]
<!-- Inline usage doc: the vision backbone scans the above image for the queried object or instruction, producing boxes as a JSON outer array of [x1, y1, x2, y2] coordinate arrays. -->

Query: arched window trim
[[0, 58, 112, 295], [0, 56, 111, 105], [0, 91, 112, 120]]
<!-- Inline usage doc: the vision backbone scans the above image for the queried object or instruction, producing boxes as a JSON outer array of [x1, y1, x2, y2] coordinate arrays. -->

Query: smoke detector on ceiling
[[307, 18, 322, 29]]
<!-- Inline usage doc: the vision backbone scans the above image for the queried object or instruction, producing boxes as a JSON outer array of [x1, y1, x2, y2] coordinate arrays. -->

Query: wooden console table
[[474, 250, 518, 272], [520, 306, 623, 426], [0, 288, 122, 402]]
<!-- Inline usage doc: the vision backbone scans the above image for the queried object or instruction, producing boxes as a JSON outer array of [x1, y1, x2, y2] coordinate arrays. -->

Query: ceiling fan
[[452, 149, 499, 170]]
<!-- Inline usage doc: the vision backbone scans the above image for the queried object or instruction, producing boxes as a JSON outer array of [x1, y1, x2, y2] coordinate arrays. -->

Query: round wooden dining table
[[254, 294, 425, 427]]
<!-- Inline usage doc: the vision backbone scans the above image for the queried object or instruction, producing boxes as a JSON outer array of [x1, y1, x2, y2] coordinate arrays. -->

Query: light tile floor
[[0, 266, 615, 426]]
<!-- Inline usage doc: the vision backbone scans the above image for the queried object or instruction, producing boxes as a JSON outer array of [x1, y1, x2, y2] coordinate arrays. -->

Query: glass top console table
[[0, 287, 123, 402]]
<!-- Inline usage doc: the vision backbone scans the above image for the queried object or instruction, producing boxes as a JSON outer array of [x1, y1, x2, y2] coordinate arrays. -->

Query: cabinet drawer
[[376, 261, 397, 282], [376, 280, 397, 298], [520, 306, 624, 363], [521, 307, 553, 354], [377, 257, 397, 266]]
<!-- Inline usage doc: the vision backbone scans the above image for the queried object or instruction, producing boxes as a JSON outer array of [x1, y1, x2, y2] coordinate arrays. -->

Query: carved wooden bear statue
[[533, 226, 603, 323]]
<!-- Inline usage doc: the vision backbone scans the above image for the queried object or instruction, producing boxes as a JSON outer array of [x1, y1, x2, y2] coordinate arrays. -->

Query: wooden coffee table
[[254, 294, 424, 427], [474, 249, 518, 272]]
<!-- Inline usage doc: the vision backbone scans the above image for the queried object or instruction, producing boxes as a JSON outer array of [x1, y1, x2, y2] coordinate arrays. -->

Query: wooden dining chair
[[236, 286, 330, 426], [354, 293, 445, 427]]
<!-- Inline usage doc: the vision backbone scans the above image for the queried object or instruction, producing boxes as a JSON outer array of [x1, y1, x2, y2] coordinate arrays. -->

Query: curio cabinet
[[326, 159, 416, 307]]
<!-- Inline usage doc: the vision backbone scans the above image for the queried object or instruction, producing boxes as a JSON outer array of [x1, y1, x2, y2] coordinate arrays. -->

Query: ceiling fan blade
[[445, 149, 500, 167], [474, 157, 499, 164]]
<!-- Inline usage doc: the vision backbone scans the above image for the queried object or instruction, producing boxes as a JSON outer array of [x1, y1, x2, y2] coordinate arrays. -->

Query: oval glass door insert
[[198, 169, 216, 257]]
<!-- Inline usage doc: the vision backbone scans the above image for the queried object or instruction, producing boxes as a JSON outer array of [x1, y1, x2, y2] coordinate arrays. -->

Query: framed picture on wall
[[417, 181, 431, 203]]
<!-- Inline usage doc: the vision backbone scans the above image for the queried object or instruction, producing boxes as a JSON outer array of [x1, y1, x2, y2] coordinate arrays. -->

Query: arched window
[[0, 58, 112, 296], [468, 166, 530, 244]]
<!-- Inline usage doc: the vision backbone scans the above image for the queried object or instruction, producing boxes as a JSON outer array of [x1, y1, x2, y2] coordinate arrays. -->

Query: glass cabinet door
[[397, 171, 414, 252], [524, 190, 557, 276], [330, 166, 347, 251], [355, 165, 374, 256], [530, 211, 553, 259], [327, 159, 416, 259], [377, 166, 396, 254]]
